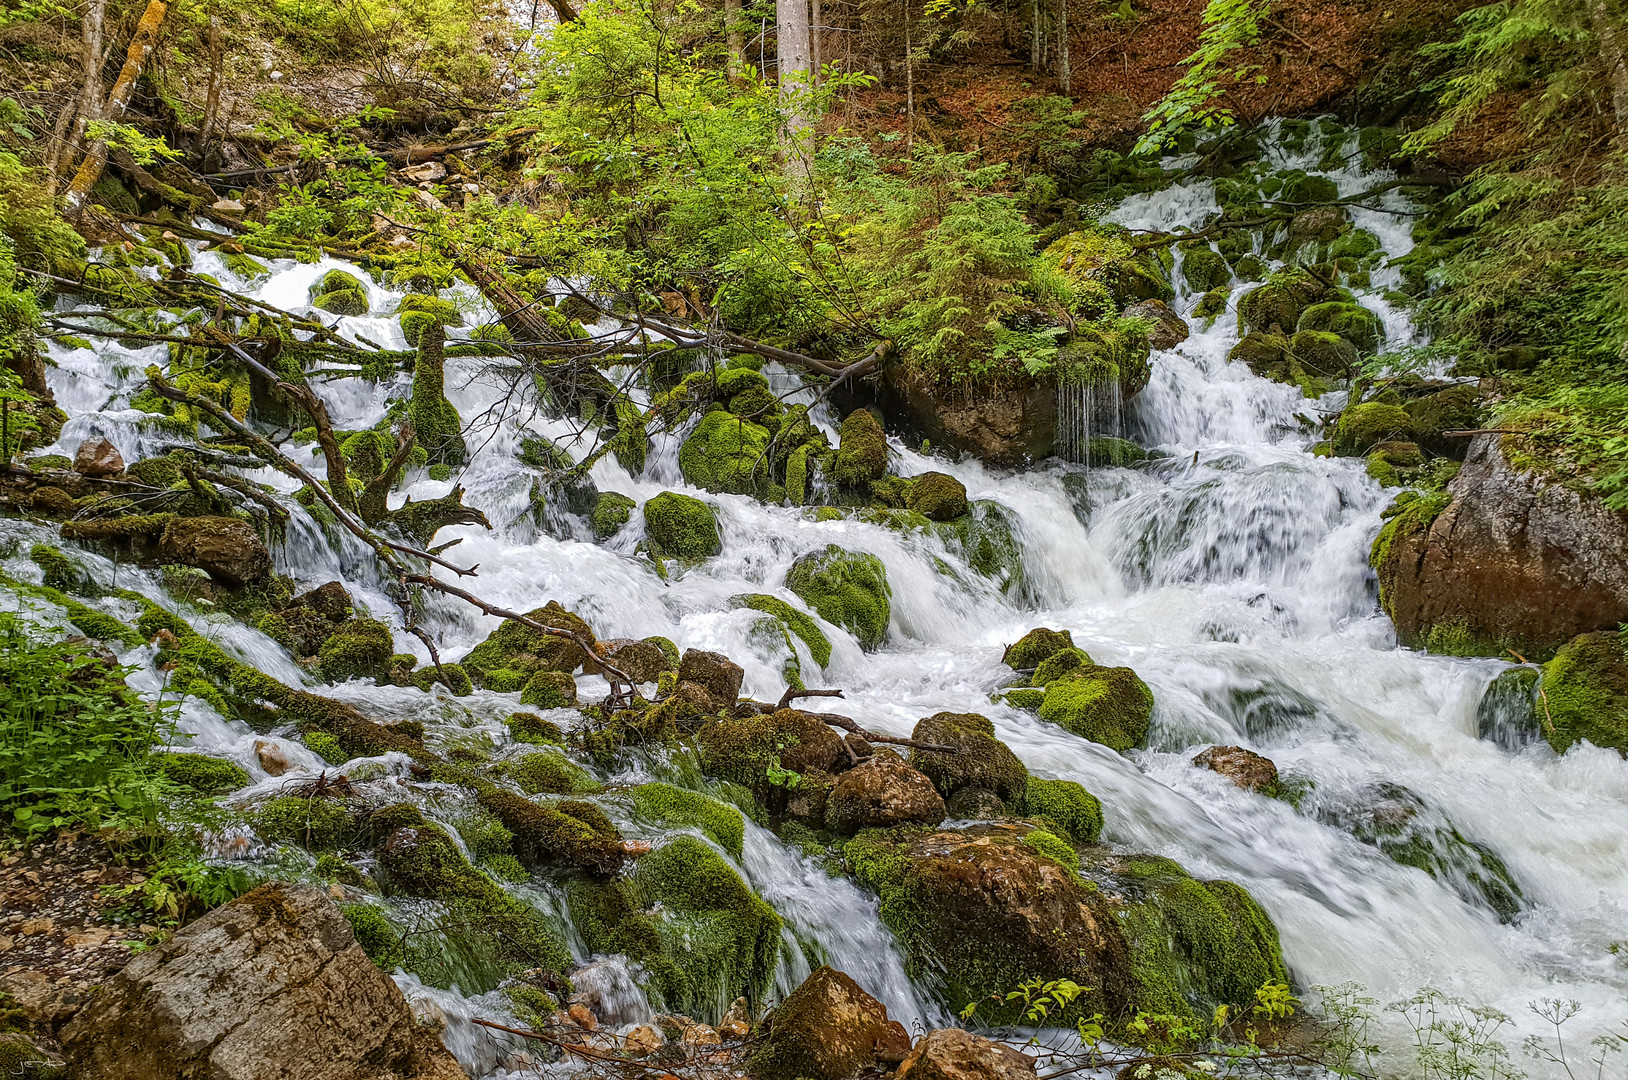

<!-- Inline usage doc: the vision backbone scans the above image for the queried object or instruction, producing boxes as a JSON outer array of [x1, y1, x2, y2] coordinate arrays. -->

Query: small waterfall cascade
[[6, 118, 1627, 1079]]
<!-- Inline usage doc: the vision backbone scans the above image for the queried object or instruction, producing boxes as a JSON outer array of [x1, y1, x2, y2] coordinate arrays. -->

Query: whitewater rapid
[[9, 122, 1628, 1077]]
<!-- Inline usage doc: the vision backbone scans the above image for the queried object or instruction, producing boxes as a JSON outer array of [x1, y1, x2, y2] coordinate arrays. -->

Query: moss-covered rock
[[256, 795, 357, 852], [589, 491, 636, 539], [1002, 627, 1075, 671], [834, 409, 888, 489], [408, 325, 465, 466], [1037, 667, 1154, 751], [1405, 383, 1482, 458], [1032, 646, 1096, 687], [905, 472, 969, 522], [1539, 631, 1628, 755], [748, 966, 907, 1080], [461, 601, 596, 687], [506, 711, 565, 745], [908, 712, 1028, 806], [697, 709, 846, 805], [476, 790, 627, 875], [679, 410, 773, 496], [1334, 401, 1413, 455], [308, 268, 369, 316], [1297, 301, 1381, 355], [644, 491, 722, 559], [157, 752, 249, 795], [501, 750, 602, 795], [1178, 243, 1231, 294], [519, 670, 578, 709], [786, 545, 890, 650], [631, 782, 746, 858], [937, 499, 1028, 596], [1288, 329, 1358, 379], [316, 617, 395, 683], [1022, 776, 1103, 843], [1237, 267, 1331, 336], [734, 593, 832, 667]]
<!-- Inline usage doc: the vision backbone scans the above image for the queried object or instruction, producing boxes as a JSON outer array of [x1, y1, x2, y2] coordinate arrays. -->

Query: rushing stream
[[8, 121, 1628, 1077]]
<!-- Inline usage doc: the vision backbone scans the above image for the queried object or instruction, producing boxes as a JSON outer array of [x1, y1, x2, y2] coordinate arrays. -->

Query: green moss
[[408, 325, 465, 466], [507, 712, 565, 745], [1193, 286, 1230, 323], [256, 795, 356, 852], [461, 601, 594, 686], [519, 670, 577, 709], [1237, 267, 1329, 335], [342, 903, 407, 970], [834, 409, 889, 488], [1335, 401, 1413, 455], [1019, 827, 1082, 877], [1114, 854, 1288, 1024], [1539, 631, 1628, 754], [679, 410, 773, 496], [1003, 627, 1075, 670], [157, 752, 249, 795], [502, 751, 602, 795], [784, 444, 812, 505], [314, 288, 368, 316], [305, 732, 347, 765], [1297, 302, 1381, 355], [905, 472, 968, 521], [1002, 687, 1046, 710], [0, 569, 140, 647], [909, 712, 1028, 805], [632, 782, 746, 858], [589, 491, 636, 539], [786, 545, 890, 650], [474, 790, 627, 874], [415, 662, 472, 696], [317, 617, 394, 682], [222, 252, 271, 283], [1280, 172, 1339, 204], [27, 543, 82, 592], [937, 500, 1027, 595], [1023, 776, 1103, 843], [1033, 646, 1096, 687], [735, 594, 832, 667], [1179, 243, 1231, 293], [502, 985, 559, 1028], [643, 491, 722, 559], [1038, 668, 1154, 752]]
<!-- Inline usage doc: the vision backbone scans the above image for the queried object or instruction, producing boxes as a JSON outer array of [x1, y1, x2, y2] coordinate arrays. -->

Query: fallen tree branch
[[777, 686, 845, 710], [773, 690, 959, 753]]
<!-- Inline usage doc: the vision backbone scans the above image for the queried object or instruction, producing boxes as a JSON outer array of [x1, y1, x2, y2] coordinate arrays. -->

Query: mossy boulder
[[905, 472, 969, 522], [589, 491, 636, 539], [1178, 243, 1231, 294], [834, 409, 889, 489], [937, 500, 1028, 596], [1021, 776, 1103, 843], [1297, 301, 1381, 355], [644, 491, 722, 559], [316, 617, 395, 683], [157, 752, 249, 795], [1539, 631, 1628, 755], [1280, 171, 1339, 204], [734, 594, 832, 667], [908, 712, 1028, 806], [507, 711, 565, 745], [749, 966, 909, 1080], [1405, 383, 1482, 458], [308, 269, 368, 317], [1334, 401, 1413, 455], [1002, 627, 1074, 671], [460, 601, 596, 687], [1037, 667, 1154, 752], [679, 410, 773, 496], [256, 795, 358, 852], [786, 545, 890, 650], [1288, 330, 1358, 379], [697, 708, 846, 805], [501, 750, 602, 795], [519, 670, 577, 709], [1237, 267, 1331, 336], [826, 756, 947, 834], [477, 791, 627, 875], [1032, 646, 1095, 687], [631, 782, 746, 858]]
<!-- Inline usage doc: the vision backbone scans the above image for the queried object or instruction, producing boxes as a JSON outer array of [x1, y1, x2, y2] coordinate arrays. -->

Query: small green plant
[[1253, 980, 1299, 1021]]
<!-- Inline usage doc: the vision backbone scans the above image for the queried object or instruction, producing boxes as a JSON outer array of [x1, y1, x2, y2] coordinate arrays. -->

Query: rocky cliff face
[[1373, 434, 1628, 658]]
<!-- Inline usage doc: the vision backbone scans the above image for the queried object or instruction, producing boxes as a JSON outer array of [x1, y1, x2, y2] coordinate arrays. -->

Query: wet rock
[[748, 966, 909, 1080], [833, 409, 889, 488], [1372, 435, 1628, 659], [1538, 632, 1628, 755], [594, 638, 673, 683], [698, 709, 846, 803], [460, 601, 596, 689], [257, 581, 357, 659], [1036, 667, 1154, 752], [643, 490, 723, 559], [158, 516, 271, 588], [567, 1003, 598, 1030], [909, 712, 1028, 806], [679, 411, 773, 496], [787, 546, 891, 651], [254, 739, 291, 776], [1192, 745, 1280, 793], [683, 1023, 722, 1046], [72, 436, 124, 477], [895, 1028, 1036, 1080], [1475, 667, 1544, 751], [825, 757, 947, 834], [944, 786, 1006, 819], [60, 882, 467, 1080], [1123, 299, 1190, 350], [905, 472, 969, 522], [678, 648, 744, 704], [625, 1025, 662, 1054], [879, 363, 1056, 466], [1002, 627, 1074, 671]]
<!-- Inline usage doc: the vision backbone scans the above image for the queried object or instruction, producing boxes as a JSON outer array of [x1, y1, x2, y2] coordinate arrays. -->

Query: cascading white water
[[8, 120, 1628, 1078]]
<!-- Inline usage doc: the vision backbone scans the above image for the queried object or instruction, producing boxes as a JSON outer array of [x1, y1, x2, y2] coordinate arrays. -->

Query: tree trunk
[[905, 0, 915, 151], [1593, 0, 1628, 150], [61, 0, 169, 221], [1056, 0, 1070, 93], [725, 0, 745, 77], [811, 0, 822, 82], [1030, 0, 1042, 72], [777, 0, 814, 182], [197, 2, 225, 161]]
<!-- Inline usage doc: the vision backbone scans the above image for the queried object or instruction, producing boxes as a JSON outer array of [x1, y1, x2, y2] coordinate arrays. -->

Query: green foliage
[[1138, 0, 1271, 152]]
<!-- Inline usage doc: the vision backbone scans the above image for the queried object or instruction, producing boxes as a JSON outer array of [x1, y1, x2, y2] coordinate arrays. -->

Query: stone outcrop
[[879, 366, 1057, 465], [749, 966, 910, 1080], [825, 755, 947, 833], [158, 516, 272, 588], [1373, 435, 1628, 658], [61, 882, 467, 1080], [895, 1028, 1036, 1080], [72, 435, 125, 477]]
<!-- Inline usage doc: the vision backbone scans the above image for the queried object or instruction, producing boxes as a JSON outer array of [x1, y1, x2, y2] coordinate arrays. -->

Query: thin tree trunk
[[1593, 0, 1628, 150], [777, 0, 814, 182], [725, 0, 744, 77], [197, 2, 225, 160], [811, 0, 822, 83], [1056, 0, 1070, 93], [905, 0, 914, 151], [62, 0, 169, 221], [1029, 0, 1042, 72], [61, 0, 109, 187], [42, 91, 81, 196]]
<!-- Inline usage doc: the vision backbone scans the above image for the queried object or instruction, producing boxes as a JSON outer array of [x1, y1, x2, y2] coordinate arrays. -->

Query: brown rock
[[60, 882, 467, 1080], [826, 757, 947, 834], [1123, 299, 1190, 351], [748, 967, 902, 1080], [895, 1028, 1036, 1080], [595, 638, 674, 683], [1375, 434, 1628, 658], [681, 1023, 721, 1046], [1193, 746, 1279, 792], [255, 739, 291, 777], [158, 516, 271, 588], [568, 1003, 598, 1030], [73, 436, 125, 477], [625, 1025, 662, 1054], [400, 160, 447, 183], [881, 365, 1056, 466], [678, 649, 744, 704]]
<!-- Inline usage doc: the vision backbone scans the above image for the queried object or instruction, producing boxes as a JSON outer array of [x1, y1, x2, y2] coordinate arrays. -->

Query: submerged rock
[[1372, 434, 1628, 659], [61, 883, 467, 1080], [748, 966, 910, 1080], [1192, 745, 1280, 793], [895, 1027, 1036, 1080], [1474, 667, 1544, 752]]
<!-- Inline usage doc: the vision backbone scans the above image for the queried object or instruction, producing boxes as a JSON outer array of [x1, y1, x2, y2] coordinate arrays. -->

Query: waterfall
[[11, 118, 1628, 1080]]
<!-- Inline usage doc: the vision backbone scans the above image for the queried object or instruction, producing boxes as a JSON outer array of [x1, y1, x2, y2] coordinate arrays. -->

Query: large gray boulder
[[61, 882, 466, 1080]]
